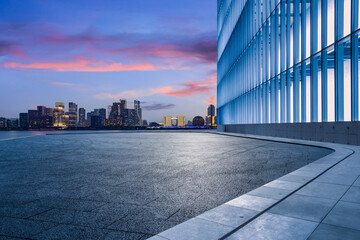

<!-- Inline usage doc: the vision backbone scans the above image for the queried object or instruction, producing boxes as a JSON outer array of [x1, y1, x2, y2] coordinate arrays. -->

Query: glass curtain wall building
[[217, 0, 360, 125]]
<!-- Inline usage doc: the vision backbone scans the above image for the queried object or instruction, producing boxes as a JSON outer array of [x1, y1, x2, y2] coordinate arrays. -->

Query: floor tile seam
[[193, 216, 240, 228], [316, 222, 360, 233], [213, 133, 356, 239], [149, 133, 354, 240]]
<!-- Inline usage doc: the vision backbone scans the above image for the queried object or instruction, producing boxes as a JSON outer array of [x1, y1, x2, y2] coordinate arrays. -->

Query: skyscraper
[[206, 104, 216, 127], [163, 116, 172, 127], [19, 113, 28, 129], [134, 100, 142, 126], [53, 102, 65, 127], [217, 0, 360, 143], [177, 116, 186, 127], [78, 108, 86, 127], [68, 102, 77, 127]]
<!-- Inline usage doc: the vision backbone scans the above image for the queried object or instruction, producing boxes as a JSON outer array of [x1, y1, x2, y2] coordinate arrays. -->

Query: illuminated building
[[177, 116, 186, 127], [0, 118, 5, 128], [53, 102, 65, 128], [68, 102, 77, 127], [217, 0, 360, 143], [163, 116, 172, 127], [192, 116, 205, 126], [109, 99, 142, 127], [19, 113, 28, 129], [28, 110, 39, 128], [206, 104, 216, 127]]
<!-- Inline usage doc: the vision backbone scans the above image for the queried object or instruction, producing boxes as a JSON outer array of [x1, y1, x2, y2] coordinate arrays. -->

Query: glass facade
[[217, 0, 360, 125]]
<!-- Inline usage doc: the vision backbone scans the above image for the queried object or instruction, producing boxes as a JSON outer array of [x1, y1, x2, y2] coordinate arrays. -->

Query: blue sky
[[0, 0, 217, 122]]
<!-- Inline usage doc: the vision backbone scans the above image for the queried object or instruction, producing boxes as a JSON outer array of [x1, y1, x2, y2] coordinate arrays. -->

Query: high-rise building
[[53, 102, 65, 128], [134, 100, 142, 126], [217, 0, 360, 144], [206, 104, 216, 127], [192, 116, 205, 127], [163, 116, 172, 127], [28, 110, 39, 128], [68, 102, 77, 127], [6, 119, 19, 129], [78, 108, 86, 127], [0, 118, 6, 128], [99, 108, 106, 126], [19, 113, 28, 129], [177, 116, 186, 127]]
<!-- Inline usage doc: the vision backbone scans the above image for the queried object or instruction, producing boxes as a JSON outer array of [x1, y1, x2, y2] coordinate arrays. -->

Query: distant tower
[[68, 102, 78, 127], [79, 108, 86, 127], [53, 102, 65, 127], [134, 100, 142, 126], [177, 116, 186, 127], [163, 116, 172, 127]]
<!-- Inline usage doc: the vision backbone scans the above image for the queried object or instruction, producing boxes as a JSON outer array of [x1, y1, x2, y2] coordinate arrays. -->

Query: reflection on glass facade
[[217, 0, 360, 125]]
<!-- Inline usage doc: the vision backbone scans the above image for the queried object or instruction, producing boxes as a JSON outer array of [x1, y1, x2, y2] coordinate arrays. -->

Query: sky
[[0, 0, 217, 123]]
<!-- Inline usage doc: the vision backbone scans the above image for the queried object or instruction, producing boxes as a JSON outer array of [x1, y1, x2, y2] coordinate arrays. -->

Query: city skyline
[[0, 0, 217, 122]]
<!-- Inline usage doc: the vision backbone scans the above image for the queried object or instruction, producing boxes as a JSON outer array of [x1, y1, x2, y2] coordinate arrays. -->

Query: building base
[[218, 122, 360, 146]]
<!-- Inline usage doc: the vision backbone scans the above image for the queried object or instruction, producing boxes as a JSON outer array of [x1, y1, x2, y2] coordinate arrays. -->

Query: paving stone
[[225, 194, 277, 211], [147, 236, 169, 240], [247, 186, 292, 200], [341, 186, 360, 204], [0, 204, 52, 219], [323, 201, 360, 231], [158, 217, 233, 240], [308, 223, 360, 240], [35, 198, 106, 212], [268, 194, 336, 222], [314, 172, 360, 186], [296, 182, 349, 200], [197, 204, 258, 228], [353, 176, 360, 186], [225, 213, 318, 240], [0, 217, 57, 238], [277, 173, 314, 184], [30, 208, 125, 228], [263, 179, 303, 191]]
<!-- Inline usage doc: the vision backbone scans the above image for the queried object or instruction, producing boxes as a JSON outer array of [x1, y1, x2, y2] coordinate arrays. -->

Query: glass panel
[[327, 0, 335, 46], [327, 47, 335, 122], [344, 0, 351, 37], [306, 2, 311, 58], [344, 37, 351, 121], [306, 59, 311, 122]]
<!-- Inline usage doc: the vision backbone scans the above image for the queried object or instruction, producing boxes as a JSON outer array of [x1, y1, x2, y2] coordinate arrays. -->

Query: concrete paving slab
[[277, 173, 314, 184], [225, 213, 318, 240], [341, 186, 360, 204], [268, 194, 336, 222], [197, 204, 258, 228], [158, 217, 233, 240], [263, 179, 303, 190], [314, 172, 359, 186], [296, 182, 349, 200], [353, 176, 360, 186], [323, 201, 360, 231], [308, 223, 360, 240], [247, 186, 292, 200], [0, 217, 57, 238], [225, 194, 277, 211]]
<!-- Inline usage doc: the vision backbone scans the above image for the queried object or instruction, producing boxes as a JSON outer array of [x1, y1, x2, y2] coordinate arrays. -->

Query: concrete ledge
[[220, 122, 360, 146], [148, 132, 359, 240]]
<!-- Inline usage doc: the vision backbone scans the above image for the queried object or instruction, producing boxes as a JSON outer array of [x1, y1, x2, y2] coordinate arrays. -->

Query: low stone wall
[[219, 122, 360, 145]]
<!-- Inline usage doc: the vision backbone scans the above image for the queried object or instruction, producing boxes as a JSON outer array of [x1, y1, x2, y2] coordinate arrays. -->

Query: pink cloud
[[50, 81, 73, 86], [2, 56, 169, 72], [95, 73, 217, 100], [204, 96, 216, 105]]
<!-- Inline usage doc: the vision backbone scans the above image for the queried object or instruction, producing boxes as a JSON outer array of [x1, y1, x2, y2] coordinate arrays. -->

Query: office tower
[[109, 102, 123, 126], [192, 116, 205, 126], [0, 118, 5, 128], [134, 100, 142, 126], [68, 102, 78, 127], [90, 115, 102, 128], [163, 116, 172, 127], [53, 102, 65, 127], [206, 104, 216, 127], [217, 0, 360, 142], [187, 120, 192, 126], [177, 116, 186, 127], [19, 113, 28, 129], [78, 108, 86, 127], [99, 108, 106, 126], [28, 110, 39, 128]]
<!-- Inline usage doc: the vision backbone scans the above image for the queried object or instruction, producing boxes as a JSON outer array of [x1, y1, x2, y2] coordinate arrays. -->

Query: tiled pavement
[[150, 132, 360, 240], [0, 131, 332, 239]]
